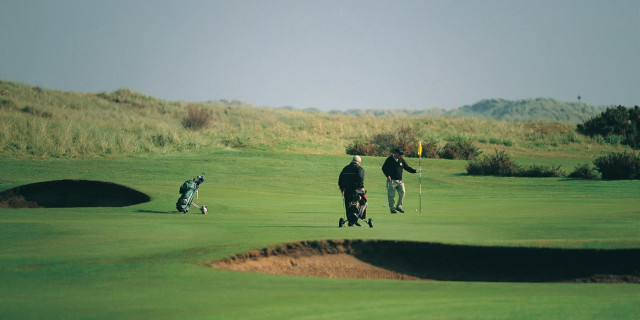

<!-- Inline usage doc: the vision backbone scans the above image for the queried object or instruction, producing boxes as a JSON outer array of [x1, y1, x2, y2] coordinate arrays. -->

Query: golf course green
[[1, 149, 639, 319]]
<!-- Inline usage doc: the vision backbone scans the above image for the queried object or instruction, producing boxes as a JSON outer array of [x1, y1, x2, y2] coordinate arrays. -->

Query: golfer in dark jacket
[[338, 155, 366, 226], [381, 148, 420, 213]]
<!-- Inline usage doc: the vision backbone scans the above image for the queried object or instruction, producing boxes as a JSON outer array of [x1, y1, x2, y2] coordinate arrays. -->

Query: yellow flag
[[417, 140, 422, 157]]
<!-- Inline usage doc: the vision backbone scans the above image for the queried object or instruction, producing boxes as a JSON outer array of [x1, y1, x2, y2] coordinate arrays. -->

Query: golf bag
[[176, 174, 207, 214], [339, 189, 372, 228]]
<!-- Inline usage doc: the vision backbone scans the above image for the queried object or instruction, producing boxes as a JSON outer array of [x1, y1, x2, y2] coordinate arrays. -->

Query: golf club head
[[201, 205, 208, 215]]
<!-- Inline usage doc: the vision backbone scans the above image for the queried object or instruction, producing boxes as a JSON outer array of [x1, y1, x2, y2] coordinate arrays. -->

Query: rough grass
[[1, 80, 629, 159]]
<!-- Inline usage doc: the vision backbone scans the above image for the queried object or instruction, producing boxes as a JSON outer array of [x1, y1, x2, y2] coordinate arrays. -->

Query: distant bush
[[345, 141, 380, 157], [182, 106, 211, 130], [502, 139, 514, 147], [438, 138, 481, 160], [345, 133, 394, 157], [345, 126, 435, 157], [371, 133, 396, 155], [519, 164, 565, 178], [568, 163, 600, 179], [593, 151, 640, 180], [467, 150, 565, 177], [466, 150, 520, 176], [577, 105, 640, 149]]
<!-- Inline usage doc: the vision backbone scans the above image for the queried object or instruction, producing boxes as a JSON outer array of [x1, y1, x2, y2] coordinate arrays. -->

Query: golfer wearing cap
[[382, 148, 420, 213], [339, 155, 366, 226]]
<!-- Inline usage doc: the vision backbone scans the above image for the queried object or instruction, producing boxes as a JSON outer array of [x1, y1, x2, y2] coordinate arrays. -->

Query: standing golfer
[[338, 155, 366, 226], [382, 148, 421, 213]]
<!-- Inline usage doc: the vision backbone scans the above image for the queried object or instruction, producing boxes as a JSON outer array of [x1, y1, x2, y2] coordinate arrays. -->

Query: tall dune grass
[[0, 80, 627, 159]]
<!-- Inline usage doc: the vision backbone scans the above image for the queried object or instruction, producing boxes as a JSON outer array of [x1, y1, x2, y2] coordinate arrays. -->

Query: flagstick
[[419, 154, 422, 214]]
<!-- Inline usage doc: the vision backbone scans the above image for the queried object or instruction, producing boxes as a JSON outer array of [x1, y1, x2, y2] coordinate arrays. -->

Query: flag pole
[[419, 155, 422, 214], [418, 140, 422, 214]]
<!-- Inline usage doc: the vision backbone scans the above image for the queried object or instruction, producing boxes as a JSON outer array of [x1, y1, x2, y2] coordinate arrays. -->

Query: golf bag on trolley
[[176, 174, 208, 214], [339, 189, 373, 228]]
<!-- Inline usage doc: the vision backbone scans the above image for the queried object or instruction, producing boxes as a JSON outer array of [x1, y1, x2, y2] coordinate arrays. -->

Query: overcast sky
[[1, 0, 638, 110]]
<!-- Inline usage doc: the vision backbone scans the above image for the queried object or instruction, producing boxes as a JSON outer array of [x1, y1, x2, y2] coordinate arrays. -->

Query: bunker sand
[[207, 239, 640, 283]]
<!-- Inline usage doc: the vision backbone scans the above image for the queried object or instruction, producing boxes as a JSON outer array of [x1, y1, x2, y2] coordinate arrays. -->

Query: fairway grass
[[1, 150, 639, 319]]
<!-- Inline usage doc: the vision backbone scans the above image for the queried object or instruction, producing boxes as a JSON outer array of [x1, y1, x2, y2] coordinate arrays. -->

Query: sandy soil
[[205, 239, 640, 283], [213, 253, 421, 280]]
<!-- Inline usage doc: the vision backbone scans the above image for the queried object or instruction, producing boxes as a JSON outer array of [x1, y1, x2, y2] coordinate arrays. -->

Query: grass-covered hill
[[448, 98, 606, 123], [333, 98, 604, 122], [0, 80, 622, 159]]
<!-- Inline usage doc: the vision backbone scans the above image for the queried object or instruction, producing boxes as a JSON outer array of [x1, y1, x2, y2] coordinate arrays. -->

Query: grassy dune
[[0, 80, 626, 159]]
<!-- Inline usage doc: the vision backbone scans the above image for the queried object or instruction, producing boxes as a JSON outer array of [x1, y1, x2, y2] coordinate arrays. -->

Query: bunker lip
[[205, 239, 640, 283], [0, 179, 151, 208]]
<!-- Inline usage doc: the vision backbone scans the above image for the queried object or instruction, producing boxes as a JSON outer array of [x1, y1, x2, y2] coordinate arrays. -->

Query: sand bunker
[[0, 180, 150, 208], [207, 239, 640, 283]]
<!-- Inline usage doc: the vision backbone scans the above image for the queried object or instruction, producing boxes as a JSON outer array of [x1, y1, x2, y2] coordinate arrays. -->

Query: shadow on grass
[[0, 180, 150, 208], [288, 211, 334, 214], [249, 225, 337, 229], [135, 209, 176, 214]]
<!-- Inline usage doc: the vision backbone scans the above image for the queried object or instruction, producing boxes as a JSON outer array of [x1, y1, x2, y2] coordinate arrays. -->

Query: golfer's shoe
[[390, 209, 397, 214], [354, 221, 361, 227], [396, 208, 405, 213]]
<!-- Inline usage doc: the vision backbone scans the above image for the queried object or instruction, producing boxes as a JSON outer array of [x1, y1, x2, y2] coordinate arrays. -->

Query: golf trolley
[[176, 173, 208, 214], [339, 189, 373, 228]]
